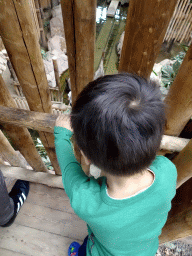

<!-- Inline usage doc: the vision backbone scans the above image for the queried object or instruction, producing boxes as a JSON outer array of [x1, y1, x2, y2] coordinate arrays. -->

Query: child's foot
[[68, 242, 80, 256], [1, 180, 29, 227]]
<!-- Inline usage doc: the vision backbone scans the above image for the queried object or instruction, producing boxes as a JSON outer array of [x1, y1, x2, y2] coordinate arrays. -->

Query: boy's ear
[[80, 150, 91, 165]]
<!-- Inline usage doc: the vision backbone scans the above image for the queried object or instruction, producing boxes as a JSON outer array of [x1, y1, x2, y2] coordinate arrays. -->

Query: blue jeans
[[78, 236, 88, 256]]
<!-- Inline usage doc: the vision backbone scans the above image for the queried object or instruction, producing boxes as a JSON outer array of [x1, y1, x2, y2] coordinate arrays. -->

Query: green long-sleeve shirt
[[54, 126, 177, 256]]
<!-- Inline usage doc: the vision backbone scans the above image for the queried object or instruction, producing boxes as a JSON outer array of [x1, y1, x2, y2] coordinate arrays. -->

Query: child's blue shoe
[[68, 241, 80, 256]]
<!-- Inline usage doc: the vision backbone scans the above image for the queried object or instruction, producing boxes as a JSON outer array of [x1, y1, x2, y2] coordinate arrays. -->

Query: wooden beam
[[34, 0, 47, 48], [118, 0, 178, 78], [0, 75, 47, 172], [0, 105, 190, 151], [61, 0, 96, 171], [173, 139, 192, 188], [61, 0, 96, 102], [0, 0, 61, 174], [164, 44, 192, 136], [159, 204, 192, 244], [0, 130, 27, 168], [52, 56, 62, 102], [160, 177, 192, 243], [0, 165, 63, 189]]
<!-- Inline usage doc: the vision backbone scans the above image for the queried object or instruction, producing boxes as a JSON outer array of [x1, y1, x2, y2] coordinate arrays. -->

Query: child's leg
[[0, 170, 29, 227], [0, 169, 14, 226], [78, 236, 88, 256], [68, 236, 88, 256]]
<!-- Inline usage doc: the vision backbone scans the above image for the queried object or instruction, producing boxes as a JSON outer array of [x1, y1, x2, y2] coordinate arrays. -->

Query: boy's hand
[[55, 114, 72, 131]]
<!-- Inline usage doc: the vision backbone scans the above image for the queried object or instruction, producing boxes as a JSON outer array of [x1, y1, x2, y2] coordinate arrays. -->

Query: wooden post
[[52, 56, 62, 102], [0, 0, 61, 174], [173, 139, 192, 188], [61, 0, 96, 102], [0, 130, 27, 168], [61, 0, 96, 171], [164, 44, 192, 136], [160, 177, 192, 243], [118, 0, 178, 78], [159, 204, 192, 243], [0, 75, 47, 172], [34, 0, 47, 49]]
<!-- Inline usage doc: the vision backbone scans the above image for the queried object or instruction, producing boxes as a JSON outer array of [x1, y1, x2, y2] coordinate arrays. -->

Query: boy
[[54, 73, 177, 256]]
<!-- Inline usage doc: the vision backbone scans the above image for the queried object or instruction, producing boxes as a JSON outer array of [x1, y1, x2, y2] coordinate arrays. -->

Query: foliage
[[161, 51, 186, 88], [29, 130, 52, 170]]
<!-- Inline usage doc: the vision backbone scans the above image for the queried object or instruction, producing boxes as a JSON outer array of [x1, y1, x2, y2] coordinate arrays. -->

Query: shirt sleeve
[[54, 126, 89, 199]]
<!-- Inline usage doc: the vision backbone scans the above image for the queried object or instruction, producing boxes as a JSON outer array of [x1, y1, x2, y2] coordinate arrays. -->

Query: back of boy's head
[[71, 73, 165, 176]]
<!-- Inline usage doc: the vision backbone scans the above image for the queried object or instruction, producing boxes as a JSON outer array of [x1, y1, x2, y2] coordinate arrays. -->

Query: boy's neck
[[103, 169, 154, 199]]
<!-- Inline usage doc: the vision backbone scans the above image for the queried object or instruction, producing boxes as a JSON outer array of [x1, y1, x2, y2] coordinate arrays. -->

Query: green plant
[[161, 51, 186, 88]]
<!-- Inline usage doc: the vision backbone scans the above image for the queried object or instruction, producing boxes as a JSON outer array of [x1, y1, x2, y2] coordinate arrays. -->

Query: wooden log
[[61, 0, 96, 171], [164, 44, 192, 136], [160, 177, 192, 243], [0, 105, 190, 151], [0, 0, 61, 174], [118, 0, 178, 78], [60, 0, 77, 103], [0, 165, 63, 189], [173, 139, 192, 188], [0, 130, 27, 168], [34, 0, 47, 48], [159, 204, 192, 243], [0, 75, 47, 172], [61, 0, 96, 102], [52, 56, 62, 102]]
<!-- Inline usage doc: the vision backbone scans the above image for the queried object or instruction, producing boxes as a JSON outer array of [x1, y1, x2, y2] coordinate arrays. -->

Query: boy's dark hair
[[71, 73, 165, 176]]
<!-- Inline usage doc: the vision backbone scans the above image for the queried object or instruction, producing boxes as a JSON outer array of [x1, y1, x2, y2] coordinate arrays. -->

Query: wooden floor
[[0, 182, 88, 256]]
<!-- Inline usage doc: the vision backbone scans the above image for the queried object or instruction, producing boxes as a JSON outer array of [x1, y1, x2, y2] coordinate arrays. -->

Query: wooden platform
[[0, 182, 87, 256]]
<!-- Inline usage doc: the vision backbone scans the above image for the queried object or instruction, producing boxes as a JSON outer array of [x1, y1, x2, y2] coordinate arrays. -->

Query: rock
[[117, 31, 124, 57], [43, 50, 68, 87], [50, 4, 64, 37], [48, 35, 66, 53], [0, 50, 8, 75]]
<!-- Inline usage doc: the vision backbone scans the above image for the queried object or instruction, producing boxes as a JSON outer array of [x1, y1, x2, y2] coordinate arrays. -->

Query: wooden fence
[[0, 0, 192, 243], [164, 0, 192, 45]]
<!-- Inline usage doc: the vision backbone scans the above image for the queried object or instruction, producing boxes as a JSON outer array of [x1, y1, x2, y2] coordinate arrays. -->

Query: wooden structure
[[164, 0, 192, 45], [0, 0, 192, 248]]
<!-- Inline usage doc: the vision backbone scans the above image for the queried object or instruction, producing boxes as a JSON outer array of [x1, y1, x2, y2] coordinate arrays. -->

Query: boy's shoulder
[[150, 155, 177, 192]]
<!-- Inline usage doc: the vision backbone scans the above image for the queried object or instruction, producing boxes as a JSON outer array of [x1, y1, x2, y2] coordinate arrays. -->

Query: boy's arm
[[54, 115, 89, 198]]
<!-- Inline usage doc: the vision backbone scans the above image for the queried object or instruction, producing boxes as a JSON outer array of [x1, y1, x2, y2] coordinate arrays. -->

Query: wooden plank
[[0, 248, 28, 256], [118, 0, 178, 78], [105, 19, 126, 74], [94, 18, 115, 71], [0, 0, 61, 174], [164, 43, 192, 136], [107, 0, 119, 17], [0, 165, 63, 189], [0, 224, 78, 256], [27, 183, 74, 214], [15, 202, 87, 240], [0, 75, 47, 173]]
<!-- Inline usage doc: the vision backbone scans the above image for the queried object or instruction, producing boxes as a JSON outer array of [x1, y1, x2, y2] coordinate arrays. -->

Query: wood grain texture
[[0, 0, 61, 174], [173, 139, 192, 188], [119, 0, 178, 78], [0, 130, 27, 168], [164, 43, 192, 136], [0, 165, 63, 188], [0, 75, 47, 172]]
